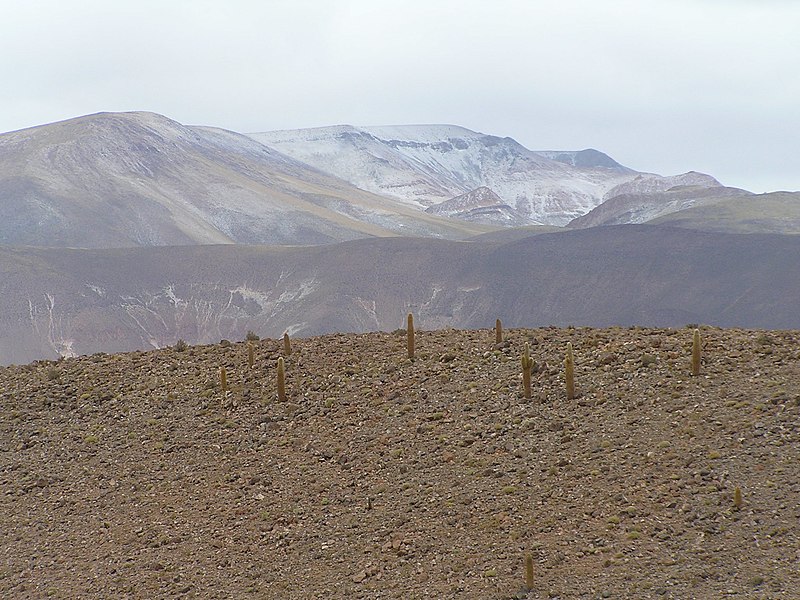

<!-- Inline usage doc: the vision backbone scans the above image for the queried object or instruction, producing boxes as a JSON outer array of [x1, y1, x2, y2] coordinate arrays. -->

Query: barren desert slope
[[1, 326, 798, 599]]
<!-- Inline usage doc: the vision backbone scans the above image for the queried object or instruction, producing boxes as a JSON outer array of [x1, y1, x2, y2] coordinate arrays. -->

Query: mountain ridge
[[3, 225, 799, 365]]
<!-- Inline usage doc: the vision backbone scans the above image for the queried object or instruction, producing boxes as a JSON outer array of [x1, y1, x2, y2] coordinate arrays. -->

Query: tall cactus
[[521, 342, 533, 399], [283, 332, 292, 356], [691, 328, 701, 376], [524, 553, 534, 591], [565, 342, 575, 400], [247, 342, 255, 368], [407, 313, 415, 359], [277, 357, 286, 402], [495, 319, 503, 344], [219, 366, 227, 395]]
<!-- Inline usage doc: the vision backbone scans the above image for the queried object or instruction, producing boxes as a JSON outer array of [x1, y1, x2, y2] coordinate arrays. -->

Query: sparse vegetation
[[174, 339, 188, 352], [245, 330, 260, 342]]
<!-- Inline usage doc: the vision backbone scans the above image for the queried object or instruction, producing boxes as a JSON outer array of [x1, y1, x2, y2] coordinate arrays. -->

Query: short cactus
[[283, 332, 292, 356], [691, 328, 701, 376], [565, 342, 575, 400], [734, 486, 743, 509], [407, 313, 415, 359], [521, 342, 534, 399], [495, 319, 503, 344], [277, 357, 286, 402]]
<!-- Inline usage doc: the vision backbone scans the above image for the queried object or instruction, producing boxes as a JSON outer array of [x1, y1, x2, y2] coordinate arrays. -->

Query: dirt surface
[[1, 326, 799, 599]]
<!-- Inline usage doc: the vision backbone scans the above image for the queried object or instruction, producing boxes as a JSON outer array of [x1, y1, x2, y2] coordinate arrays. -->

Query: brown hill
[[570, 188, 800, 235], [1, 326, 798, 598], [567, 185, 753, 229], [2, 225, 800, 365], [648, 191, 800, 234]]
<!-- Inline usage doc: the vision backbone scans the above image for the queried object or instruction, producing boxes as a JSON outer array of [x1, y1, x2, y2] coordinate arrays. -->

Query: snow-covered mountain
[[249, 125, 722, 226], [0, 111, 733, 247], [0, 112, 489, 247]]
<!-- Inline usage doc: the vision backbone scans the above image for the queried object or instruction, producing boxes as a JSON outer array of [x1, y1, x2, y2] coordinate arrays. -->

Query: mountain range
[[248, 124, 723, 226], [1, 111, 798, 363], [0, 112, 492, 248]]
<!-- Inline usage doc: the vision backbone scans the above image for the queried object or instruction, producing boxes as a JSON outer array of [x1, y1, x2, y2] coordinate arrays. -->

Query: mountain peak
[[360, 124, 483, 142], [425, 186, 529, 226]]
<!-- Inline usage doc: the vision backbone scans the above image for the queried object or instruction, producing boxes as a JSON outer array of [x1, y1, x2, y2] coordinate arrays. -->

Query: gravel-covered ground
[[1, 326, 798, 599]]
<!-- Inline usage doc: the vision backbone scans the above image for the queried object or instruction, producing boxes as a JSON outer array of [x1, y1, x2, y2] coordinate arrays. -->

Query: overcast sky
[[2, 0, 798, 192]]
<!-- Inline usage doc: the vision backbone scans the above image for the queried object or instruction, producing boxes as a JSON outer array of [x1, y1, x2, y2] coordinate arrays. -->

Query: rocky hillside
[[1, 326, 798, 598]]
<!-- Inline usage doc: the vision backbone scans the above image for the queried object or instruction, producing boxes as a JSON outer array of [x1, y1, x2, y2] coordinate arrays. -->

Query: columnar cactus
[[407, 313, 415, 359], [495, 319, 503, 344], [565, 342, 575, 400], [524, 553, 534, 591], [219, 366, 227, 394], [277, 357, 286, 402], [247, 342, 255, 368], [521, 342, 533, 399], [283, 332, 292, 356], [734, 486, 743, 509], [691, 328, 701, 376]]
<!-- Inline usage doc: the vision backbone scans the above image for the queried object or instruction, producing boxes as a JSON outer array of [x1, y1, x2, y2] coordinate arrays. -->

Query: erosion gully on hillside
[[1, 327, 798, 599]]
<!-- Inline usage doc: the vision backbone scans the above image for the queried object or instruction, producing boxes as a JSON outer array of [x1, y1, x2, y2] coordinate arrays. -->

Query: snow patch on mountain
[[249, 124, 718, 226]]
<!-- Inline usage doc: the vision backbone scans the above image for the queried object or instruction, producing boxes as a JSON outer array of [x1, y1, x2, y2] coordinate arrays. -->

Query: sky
[[1, 0, 798, 193]]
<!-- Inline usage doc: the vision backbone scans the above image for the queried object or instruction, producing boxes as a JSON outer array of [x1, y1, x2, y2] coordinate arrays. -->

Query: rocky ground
[[1, 326, 798, 599]]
